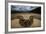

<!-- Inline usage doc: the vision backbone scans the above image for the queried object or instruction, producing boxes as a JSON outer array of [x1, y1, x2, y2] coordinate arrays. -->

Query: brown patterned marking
[[11, 15, 33, 27], [19, 16, 33, 27]]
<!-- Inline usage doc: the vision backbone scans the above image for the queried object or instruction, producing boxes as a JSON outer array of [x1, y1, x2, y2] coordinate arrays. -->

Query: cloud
[[11, 5, 39, 11]]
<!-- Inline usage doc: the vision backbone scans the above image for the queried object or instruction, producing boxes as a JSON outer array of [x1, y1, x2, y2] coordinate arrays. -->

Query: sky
[[11, 5, 39, 11]]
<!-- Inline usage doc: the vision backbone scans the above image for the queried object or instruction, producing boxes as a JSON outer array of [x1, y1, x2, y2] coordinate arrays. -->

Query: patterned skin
[[16, 16, 33, 27]]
